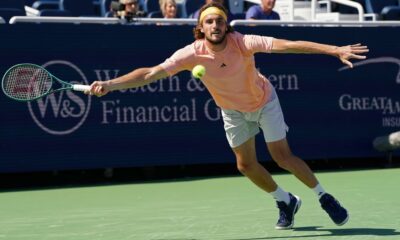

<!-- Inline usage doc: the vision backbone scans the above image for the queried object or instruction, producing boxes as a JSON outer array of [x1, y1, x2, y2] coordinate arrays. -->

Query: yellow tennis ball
[[192, 65, 206, 78]]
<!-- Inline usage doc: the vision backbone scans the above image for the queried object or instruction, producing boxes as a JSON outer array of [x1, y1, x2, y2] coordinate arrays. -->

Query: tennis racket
[[1, 63, 91, 102]]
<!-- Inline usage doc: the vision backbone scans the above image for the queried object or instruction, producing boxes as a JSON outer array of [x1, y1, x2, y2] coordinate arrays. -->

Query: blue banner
[[0, 24, 399, 173]]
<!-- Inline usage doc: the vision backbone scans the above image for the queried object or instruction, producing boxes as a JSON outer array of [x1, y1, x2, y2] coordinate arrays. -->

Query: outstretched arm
[[88, 65, 168, 97], [271, 39, 369, 68]]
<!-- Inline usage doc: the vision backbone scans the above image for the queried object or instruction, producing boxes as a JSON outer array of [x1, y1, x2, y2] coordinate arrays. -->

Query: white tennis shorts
[[221, 88, 288, 148]]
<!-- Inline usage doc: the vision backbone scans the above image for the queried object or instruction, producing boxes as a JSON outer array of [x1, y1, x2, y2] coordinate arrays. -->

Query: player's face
[[201, 14, 228, 45]]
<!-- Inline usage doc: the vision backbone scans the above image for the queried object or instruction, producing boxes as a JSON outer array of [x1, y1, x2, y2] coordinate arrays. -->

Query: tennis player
[[88, 2, 368, 229]]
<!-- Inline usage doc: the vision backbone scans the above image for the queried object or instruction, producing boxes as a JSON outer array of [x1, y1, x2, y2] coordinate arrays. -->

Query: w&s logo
[[27, 60, 91, 135]]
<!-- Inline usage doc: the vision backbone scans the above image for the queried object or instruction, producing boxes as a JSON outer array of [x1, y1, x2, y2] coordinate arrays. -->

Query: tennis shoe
[[319, 193, 349, 226], [275, 193, 301, 230]]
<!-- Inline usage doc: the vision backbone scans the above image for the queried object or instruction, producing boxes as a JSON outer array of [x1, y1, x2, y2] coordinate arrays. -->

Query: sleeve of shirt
[[191, 10, 200, 19], [159, 45, 195, 76], [245, 6, 258, 19], [243, 34, 274, 54], [273, 11, 281, 20]]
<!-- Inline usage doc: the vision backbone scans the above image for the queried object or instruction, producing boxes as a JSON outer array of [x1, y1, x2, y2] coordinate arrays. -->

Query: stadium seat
[[381, 6, 400, 20], [93, 0, 101, 16], [60, 0, 97, 16], [25, 0, 38, 7], [100, 0, 113, 16], [184, 0, 203, 17], [0, 0, 26, 22], [0, 8, 26, 22], [176, 3, 184, 18], [104, 11, 114, 17], [232, 12, 245, 20], [32, 0, 59, 11], [143, 0, 159, 14], [0, 0, 25, 10], [39, 9, 72, 16], [365, 0, 399, 19], [148, 10, 163, 18], [225, 1, 233, 13]]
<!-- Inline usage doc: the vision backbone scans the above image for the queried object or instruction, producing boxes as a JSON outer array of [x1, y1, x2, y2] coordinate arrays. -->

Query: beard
[[205, 32, 227, 45]]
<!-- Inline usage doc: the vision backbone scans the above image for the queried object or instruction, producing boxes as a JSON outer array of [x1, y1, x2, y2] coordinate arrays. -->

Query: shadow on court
[[229, 226, 400, 240]]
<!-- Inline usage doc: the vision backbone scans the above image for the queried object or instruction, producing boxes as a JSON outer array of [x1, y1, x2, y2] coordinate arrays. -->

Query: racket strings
[[3, 65, 52, 100]]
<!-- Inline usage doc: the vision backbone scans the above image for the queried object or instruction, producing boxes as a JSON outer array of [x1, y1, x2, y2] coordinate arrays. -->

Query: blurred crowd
[[0, 0, 281, 22], [112, 0, 280, 21], [1, 0, 399, 23]]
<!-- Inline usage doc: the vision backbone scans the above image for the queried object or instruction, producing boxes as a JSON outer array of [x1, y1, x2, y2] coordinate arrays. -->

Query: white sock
[[312, 183, 326, 198], [270, 186, 290, 205]]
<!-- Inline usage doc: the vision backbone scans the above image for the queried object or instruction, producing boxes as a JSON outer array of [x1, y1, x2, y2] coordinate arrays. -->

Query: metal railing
[[230, 19, 400, 27], [9, 16, 197, 25], [9, 16, 122, 24], [8, 16, 400, 27], [127, 18, 197, 25]]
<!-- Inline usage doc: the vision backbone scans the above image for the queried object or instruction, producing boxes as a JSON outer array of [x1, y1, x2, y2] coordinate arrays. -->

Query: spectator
[[246, 0, 280, 20], [111, 0, 145, 20], [159, 0, 177, 18]]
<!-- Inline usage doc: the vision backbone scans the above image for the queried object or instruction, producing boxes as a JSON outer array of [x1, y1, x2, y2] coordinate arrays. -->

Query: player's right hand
[[86, 81, 109, 97]]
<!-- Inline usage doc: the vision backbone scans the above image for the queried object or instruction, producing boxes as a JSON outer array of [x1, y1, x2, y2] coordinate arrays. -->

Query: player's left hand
[[336, 43, 369, 68]]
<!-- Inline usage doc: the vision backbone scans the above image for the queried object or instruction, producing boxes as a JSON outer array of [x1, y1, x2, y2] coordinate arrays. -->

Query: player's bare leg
[[266, 138, 318, 188], [233, 137, 278, 192], [233, 136, 301, 229], [267, 138, 349, 225]]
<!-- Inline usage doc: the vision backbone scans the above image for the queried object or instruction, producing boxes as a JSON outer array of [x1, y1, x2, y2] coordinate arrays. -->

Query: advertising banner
[[0, 24, 398, 172]]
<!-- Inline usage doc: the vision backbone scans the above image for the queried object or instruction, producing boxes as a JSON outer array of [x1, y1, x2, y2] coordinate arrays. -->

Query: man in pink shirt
[[89, 2, 368, 230]]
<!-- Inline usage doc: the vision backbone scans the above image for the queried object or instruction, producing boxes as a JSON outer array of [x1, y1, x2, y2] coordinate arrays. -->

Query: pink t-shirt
[[160, 32, 274, 112]]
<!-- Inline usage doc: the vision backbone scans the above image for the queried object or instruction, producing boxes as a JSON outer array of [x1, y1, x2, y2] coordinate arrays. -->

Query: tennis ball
[[192, 65, 206, 78]]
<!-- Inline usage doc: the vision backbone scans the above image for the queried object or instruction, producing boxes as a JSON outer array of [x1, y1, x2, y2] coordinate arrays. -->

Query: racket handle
[[72, 84, 91, 92]]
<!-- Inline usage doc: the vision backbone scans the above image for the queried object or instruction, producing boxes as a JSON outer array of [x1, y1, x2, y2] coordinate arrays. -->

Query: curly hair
[[193, 2, 234, 40]]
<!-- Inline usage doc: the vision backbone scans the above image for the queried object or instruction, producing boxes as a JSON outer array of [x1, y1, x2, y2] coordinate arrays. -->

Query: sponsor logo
[[338, 57, 400, 84], [338, 57, 400, 127], [27, 60, 91, 135]]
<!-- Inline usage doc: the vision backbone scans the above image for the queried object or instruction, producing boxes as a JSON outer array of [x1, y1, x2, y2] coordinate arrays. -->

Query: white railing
[[127, 18, 197, 25], [230, 19, 400, 27], [312, 0, 364, 21], [9, 17, 123, 24], [8, 17, 400, 26], [9, 16, 197, 25]]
